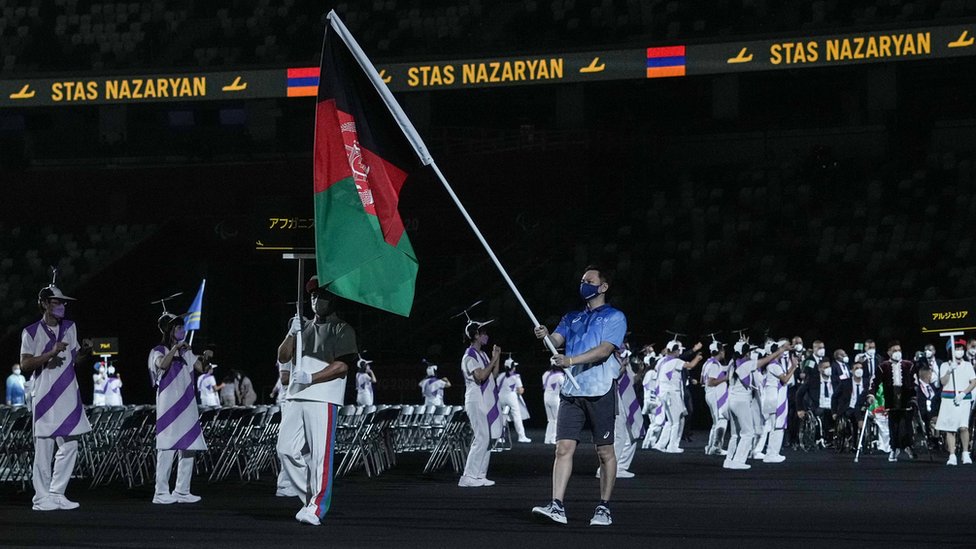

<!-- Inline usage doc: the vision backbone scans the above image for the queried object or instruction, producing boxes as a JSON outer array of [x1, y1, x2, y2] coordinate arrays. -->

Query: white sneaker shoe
[[724, 461, 751, 470], [52, 495, 80, 510], [174, 492, 201, 504], [947, 454, 959, 466], [480, 478, 495, 487], [152, 493, 177, 504], [752, 452, 766, 460], [32, 497, 59, 511], [532, 502, 567, 525], [964, 452, 973, 465], [459, 475, 493, 487], [763, 454, 786, 464], [589, 505, 612, 526], [517, 437, 532, 443], [616, 469, 635, 479], [295, 506, 321, 526]]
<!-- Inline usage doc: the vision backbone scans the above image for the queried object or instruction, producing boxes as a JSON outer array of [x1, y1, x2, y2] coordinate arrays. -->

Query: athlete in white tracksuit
[[701, 346, 729, 456], [542, 367, 564, 445], [724, 341, 791, 470], [653, 341, 703, 453]]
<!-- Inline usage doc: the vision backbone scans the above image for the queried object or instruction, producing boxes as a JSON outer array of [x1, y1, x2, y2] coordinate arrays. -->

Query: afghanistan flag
[[313, 13, 428, 316]]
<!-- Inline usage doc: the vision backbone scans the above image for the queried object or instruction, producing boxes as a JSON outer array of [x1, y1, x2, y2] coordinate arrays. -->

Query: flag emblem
[[646, 46, 686, 78]]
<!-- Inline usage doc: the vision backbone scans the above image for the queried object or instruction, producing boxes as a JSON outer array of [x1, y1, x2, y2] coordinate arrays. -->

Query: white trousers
[[765, 414, 785, 458], [728, 396, 757, 464], [156, 449, 196, 496], [356, 392, 373, 407], [499, 394, 526, 439], [614, 412, 637, 470], [462, 400, 491, 481], [33, 436, 79, 505], [276, 400, 339, 519], [655, 391, 685, 451], [705, 392, 728, 452], [543, 391, 559, 444]]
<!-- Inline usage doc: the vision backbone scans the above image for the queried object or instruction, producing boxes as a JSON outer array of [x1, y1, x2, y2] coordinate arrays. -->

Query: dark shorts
[[556, 386, 617, 446]]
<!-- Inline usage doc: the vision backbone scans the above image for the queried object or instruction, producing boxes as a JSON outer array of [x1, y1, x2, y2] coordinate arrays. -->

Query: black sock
[[553, 499, 564, 509], [598, 500, 610, 509]]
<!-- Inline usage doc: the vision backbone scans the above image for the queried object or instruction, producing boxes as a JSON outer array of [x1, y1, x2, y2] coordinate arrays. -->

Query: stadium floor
[[1, 429, 969, 549]]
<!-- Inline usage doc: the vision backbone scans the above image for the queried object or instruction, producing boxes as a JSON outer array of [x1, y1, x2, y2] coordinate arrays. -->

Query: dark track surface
[[2, 429, 969, 548]]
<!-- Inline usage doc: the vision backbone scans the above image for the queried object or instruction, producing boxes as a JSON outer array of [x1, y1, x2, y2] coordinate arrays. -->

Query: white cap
[[666, 340, 681, 352], [426, 364, 437, 377], [709, 341, 721, 354]]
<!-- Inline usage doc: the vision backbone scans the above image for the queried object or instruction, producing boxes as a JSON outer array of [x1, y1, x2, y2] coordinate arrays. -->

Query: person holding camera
[[935, 339, 976, 465]]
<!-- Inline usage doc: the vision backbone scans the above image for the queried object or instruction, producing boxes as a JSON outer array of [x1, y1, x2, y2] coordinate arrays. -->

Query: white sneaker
[[947, 454, 958, 466], [616, 469, 635, 479], [174, 492, 201, 504], [763, 454, 786, 464], [295, 506, 321, 526], [459, 475, 493, 487], [704, 445, 713, 455], [517, 437, 532, 443], [589, 505, 612, 526], [752, 452, 766, 460], [716, 449, 728, 456], [52, 495, 80, 510], [664, 447, 685, 454], [724, 461, 751, 470], [964, 452, 973, 465], [532, 502, 567, 524], [152, 493, 178, 504], [32, 497, 59, 511]]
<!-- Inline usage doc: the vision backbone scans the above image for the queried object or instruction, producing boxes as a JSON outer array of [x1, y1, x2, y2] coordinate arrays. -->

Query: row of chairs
[[0, 403, 480, 489]]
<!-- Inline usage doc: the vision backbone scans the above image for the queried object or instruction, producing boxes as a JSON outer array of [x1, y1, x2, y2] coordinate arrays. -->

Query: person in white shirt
[[355, 357, 376, 407], [542, 365, 565, 445], [759, 342, 798, 463], [653, 340, 703, 453], [497, 357, 531, 443], [92, 363, 108, 406], [936, 339, 976, 466], [724, 341, 790, 470], [196, 364, 220, 407], [640, 349, 662, 449], [419, 362, 451, 407], [458, 319, 502, 488], [104, 366, 123, 407]]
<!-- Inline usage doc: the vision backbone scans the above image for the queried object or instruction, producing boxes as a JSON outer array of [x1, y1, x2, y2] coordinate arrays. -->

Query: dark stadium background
[[3, 2, 976, 428]]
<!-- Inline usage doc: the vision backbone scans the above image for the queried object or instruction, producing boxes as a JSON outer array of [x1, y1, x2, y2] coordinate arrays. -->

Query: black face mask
[[312, 295, 332, 317]]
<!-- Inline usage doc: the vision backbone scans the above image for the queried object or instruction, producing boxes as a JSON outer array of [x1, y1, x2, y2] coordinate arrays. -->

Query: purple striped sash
[[156, 382, 196, 435], [157, 347, 185, 394], [172, 421, 203, 449], [33, 321, 74, 421], [51, 392, 84, 436]]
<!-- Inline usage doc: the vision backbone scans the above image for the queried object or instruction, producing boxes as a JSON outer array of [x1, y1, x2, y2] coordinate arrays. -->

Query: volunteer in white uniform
[[149, 312, 210, 505], [355, 356, 376, 407], [104, 366, 123, 406], [419, 362, 451, 407], [702, 343, 729, 456], [276, 276, 358, 525], [92, 363, 108, 406], [760, 342, 797, 463], [197, 364, 220, 407], [724, 341, 790, 470], [497, 357, 531, 443], [458, 319, 502, 487], [653, 341, 703, 453], [600, 348, 642, 478], [542, 365, 565, 445], [936, 339, 976, 466], [21, 282, 91, 511]]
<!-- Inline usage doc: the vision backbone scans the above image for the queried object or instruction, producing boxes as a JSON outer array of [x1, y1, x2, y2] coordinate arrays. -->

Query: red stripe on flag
[[313, 99, 353, 193], [361, 147, 407, 246], [647, 45, 685, 58], [288, 67, 320, 78]]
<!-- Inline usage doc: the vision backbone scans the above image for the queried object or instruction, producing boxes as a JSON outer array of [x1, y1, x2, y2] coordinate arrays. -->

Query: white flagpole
[[326, 11, 579, 389]]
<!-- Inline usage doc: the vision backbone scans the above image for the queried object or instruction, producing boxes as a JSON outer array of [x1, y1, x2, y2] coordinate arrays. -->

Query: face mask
[[924, 350, 933, 359], [821, 369, 831, 378], [107, 366, 116, 375], [954, 349, 965, 359], [969, 348, 976, 357], [13, 368, 21, 375], [51, 304, 66, 319], [866, 348, 876, 356], [173, 326, 186, 342], [312, 295, 331, 317], [840, 356, 849, 364], [815, 348, 825, 358], [853, 369, 863, 378], [643, 355, 652, 366], [794, 344, 804, 352], [579, 282, 602, 301], [891, 351, 902, 361]]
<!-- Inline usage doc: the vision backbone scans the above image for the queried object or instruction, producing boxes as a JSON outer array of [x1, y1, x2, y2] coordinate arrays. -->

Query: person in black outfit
[[796, 359, 836, 443], [868, 341, 916, 462], [831, 361, 871, 448], [915, 365, 940, 441]]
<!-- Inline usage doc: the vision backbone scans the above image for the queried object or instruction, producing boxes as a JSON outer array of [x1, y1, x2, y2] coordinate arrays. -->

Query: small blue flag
[[185, 279, 206, 331]]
